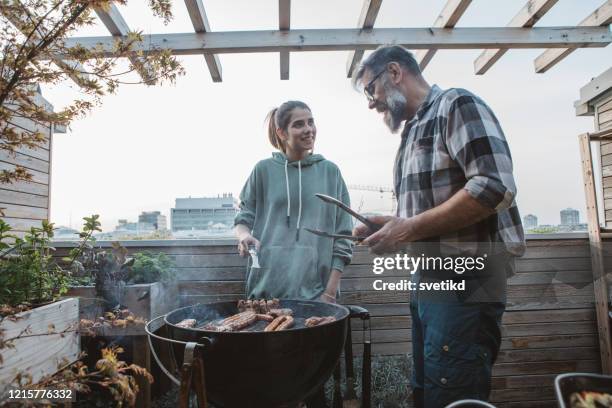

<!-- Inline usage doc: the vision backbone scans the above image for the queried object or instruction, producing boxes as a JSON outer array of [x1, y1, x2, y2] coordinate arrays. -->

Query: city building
[[53, 226, 80, 241], [171, 193, 238, 232], [560, 208, 580, 226], [115, 219, 156, 233], [523, 214, 538, 229], [138, 211, 167, 230]]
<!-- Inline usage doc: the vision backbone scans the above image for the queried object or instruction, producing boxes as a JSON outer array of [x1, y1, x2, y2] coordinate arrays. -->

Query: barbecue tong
[[304, 193, 381, 241]]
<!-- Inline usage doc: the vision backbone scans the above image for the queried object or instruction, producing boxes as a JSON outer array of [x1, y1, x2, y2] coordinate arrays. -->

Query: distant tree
[[0, 0, 184, 183], [527, 226, 559, 234]]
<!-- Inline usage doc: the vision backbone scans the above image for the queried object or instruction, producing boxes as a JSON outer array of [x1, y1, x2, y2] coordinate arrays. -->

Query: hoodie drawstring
[[284, 158, 303, 241], [284, 159, 290, 227], [297, 160, 302, 240]]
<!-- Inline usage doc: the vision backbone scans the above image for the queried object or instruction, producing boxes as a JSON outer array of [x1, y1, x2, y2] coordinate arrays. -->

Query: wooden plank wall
[[598, 97, 612, 132], [597, 93, 612, 228], [0, 112, 52, 238]]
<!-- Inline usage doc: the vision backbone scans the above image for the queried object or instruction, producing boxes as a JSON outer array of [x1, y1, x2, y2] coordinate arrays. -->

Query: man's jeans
[[410, 256, 512, 408]]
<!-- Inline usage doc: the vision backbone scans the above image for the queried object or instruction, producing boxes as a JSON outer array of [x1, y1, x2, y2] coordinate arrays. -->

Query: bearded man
[[352, 46, 525, 407]]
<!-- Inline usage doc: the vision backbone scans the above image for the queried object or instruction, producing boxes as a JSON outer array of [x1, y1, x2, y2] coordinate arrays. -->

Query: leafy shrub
[[0, 219, 69, 307], [127, 251, 175, 284], [65, 216, 137, 309]]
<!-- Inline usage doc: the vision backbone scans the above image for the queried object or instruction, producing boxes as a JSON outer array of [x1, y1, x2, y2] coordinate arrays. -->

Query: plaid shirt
[[394, 85, 525, 256]]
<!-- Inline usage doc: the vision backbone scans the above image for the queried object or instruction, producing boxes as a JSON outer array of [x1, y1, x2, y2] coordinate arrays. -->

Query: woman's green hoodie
[[235, 152, 353, 300]]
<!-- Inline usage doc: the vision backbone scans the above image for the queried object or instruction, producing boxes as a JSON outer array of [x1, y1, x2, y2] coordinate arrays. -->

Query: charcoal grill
[[554, 372, 612, 408], [145, 299, 371, 408]]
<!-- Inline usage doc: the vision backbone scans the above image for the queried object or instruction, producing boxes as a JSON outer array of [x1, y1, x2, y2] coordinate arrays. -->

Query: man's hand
[[355, 215, 415, 255], [353, 215, 393, 240]]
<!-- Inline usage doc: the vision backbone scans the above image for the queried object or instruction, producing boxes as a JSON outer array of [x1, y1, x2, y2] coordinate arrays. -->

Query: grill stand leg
[[362, 340, 371, 408], [343, 318, 359, 408], [346, 305, 372, 408], [332, 361, 343, 408], [193, 353, 208, 408], [179, 342, 207, 408]]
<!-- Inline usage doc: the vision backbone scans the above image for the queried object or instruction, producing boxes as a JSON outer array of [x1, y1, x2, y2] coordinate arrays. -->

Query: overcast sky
[[43, 0, 612, 232]]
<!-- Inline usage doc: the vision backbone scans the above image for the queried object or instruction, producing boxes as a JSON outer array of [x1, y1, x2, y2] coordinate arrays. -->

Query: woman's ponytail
[[266, 107, 284, 152]]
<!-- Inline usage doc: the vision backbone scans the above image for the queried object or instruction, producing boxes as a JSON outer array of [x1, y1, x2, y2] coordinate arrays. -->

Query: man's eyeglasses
[[364, 69, 386, 102]]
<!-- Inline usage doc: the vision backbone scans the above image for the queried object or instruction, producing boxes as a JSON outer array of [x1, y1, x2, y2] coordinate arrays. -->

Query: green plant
[[64, 214, 102, 286], [0, 219, 69, 306], [66, 215, 134, 310], [127, 251, 175, 284]]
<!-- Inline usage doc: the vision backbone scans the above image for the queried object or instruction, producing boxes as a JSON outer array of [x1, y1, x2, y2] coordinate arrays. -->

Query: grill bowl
[[164, 299, 349, 408]]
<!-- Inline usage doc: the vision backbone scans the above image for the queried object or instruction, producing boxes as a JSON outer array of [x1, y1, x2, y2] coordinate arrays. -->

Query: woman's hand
[[237, 234, 261, 257], [319, 292, 337, 304], [319, 268, 341, 303]]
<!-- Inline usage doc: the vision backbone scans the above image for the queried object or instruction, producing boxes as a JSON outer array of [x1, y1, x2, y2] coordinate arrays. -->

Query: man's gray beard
[[384, 86, 408, 133]]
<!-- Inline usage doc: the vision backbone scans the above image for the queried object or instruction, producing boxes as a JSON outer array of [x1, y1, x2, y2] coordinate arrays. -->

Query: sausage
[[305, 316, 336, 327], [220, 311, 253, 326], [305, 317, 323, 327], [201, 323, 232, 332], [269, 308, 293, 317], [275, 315, 294, 331], [264, 316, 287, 332], [267, 299, 280, 310], [227, 312, 257, 331], [256, 314, 274, 322], [176, 318, 197, 328]]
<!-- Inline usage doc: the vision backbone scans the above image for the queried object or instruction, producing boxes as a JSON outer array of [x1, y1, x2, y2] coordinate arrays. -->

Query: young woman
[[234, 100, 353, 303]]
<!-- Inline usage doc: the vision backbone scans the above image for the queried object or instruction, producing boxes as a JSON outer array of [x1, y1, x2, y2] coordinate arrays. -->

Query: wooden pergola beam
[[279, 0, 290, 80], [0, 9, 90, 87], [534, 0, 612, 74], [474, 0, 558, 75], [61, 27, 611, 58], [345, 0, 383, 78], [415, 0, 472, 71], [94, 3, 156, 84], [579, 130, 612, 373], [184, 0, 222, 82]]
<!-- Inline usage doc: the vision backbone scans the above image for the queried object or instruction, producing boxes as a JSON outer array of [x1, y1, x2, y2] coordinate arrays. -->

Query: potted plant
[[63, 215, 177, 406], [0, 219, 80, 393], [65, 215, 178, 323]]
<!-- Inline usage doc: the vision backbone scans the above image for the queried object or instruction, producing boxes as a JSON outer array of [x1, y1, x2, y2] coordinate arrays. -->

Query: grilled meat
[[305, 316, 336, 327], [176, 318, 197, 328], [269, 308, 294, 317], [276, 315, 294, 330], [264, 316, 287, 332]]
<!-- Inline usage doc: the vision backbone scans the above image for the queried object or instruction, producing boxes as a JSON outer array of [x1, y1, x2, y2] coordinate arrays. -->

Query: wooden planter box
[[0, 298, 80, 389], [65, 282, 177, 407], [66, 281, 179, 322]]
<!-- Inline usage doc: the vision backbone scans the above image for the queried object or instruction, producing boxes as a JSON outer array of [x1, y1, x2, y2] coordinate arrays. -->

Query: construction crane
[[348, 184, 396, 214]]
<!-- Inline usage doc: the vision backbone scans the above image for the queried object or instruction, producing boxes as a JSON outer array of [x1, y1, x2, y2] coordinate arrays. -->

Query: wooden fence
[[54, 235, 600, 408]]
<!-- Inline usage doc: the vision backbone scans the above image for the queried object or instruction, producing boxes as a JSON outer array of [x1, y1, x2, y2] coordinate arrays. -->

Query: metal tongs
[[304, 193, 381, 241], [248, 245, 260, 268]]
